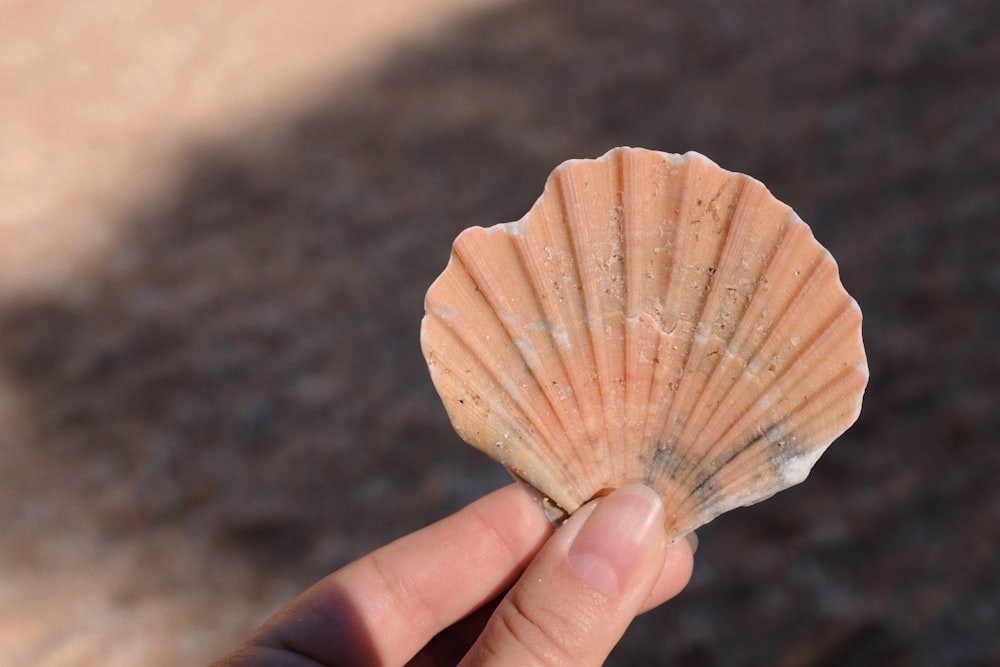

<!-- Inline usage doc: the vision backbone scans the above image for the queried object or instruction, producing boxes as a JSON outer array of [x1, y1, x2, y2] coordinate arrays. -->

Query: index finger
[[237, 483, 554, 666]]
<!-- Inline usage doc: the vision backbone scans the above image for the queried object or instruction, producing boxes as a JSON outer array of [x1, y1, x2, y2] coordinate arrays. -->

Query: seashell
[[421, 147, 867, 540]]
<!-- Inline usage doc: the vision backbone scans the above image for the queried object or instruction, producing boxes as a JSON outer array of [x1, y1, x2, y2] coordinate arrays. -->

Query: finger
[[229, 483, 553, 667], [461, 484, 687, 667], [410, 533, 696, 664], [405, 594, 501, 667], [637, 533, 695, 614]]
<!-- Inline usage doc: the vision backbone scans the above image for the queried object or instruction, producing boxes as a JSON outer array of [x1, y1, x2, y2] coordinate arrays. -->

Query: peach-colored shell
[[421, 147, 868, 540]]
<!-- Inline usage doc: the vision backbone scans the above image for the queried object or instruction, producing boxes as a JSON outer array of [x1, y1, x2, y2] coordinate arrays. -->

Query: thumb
[[460, 484, 675, 667]]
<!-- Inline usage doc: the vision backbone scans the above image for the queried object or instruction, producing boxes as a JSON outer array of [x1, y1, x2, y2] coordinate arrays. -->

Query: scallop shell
[[421, 147, 867, 540]]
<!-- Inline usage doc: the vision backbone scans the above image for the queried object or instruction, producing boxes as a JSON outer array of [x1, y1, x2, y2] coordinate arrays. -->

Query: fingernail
[[567, 485, 665, 597]]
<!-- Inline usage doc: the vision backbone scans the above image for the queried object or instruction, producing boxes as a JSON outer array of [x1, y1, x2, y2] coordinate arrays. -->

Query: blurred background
[[1, 0, 997, 664]]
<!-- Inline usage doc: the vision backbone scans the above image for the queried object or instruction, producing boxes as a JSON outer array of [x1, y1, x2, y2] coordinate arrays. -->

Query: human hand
[[212, 483, 694, 666]]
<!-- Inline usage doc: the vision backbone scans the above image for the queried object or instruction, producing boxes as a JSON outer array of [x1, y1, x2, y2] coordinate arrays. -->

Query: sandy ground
[[1, 0, 998, 665]]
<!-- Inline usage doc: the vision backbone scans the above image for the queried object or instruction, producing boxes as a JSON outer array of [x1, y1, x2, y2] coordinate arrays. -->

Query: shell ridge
[[507, 218, 596, 479], [669, 253, 833, 492], [674, 408, 805, 525], [641, 155, 705, 477], [798, 353, 868, 444], [422, 318, 552, 483], [721, 220, 813, 356], [681, 429, 770, 519], [672, 360, 867, 528], [671, 428, 797, 529], [656, 168, 750, 486], [443, 248, 574, 473], [678, 270, 860, 493], [544, 170, 613, 494], [670, 173, 757, 406], [636, 272, 690, 484], [658, 183, 789, 475], [625, 149, 694, 473], [627, 153, 682, 466], [684, 220, 824, 454], [554, 164, 616, 485], [769, 361, 868, 463], [621, 151, 671, 476], [740, 251, 840, 378], [742, 220, 834, 375], [422, 323, 534, 443], [608, 148, 629, 483], [750, 303, 866, 443]]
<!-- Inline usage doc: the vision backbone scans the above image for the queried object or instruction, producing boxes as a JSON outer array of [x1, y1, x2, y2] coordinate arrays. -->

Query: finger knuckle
[[484, 589, 592, 666], [368, 549, 437, 633]]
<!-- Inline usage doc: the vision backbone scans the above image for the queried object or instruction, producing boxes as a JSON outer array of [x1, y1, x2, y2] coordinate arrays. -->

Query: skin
[[212, 483, 694, 667]]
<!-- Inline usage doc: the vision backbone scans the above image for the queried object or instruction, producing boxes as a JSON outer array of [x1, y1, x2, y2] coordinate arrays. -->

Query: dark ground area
[[2, 0, 998, 664]]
